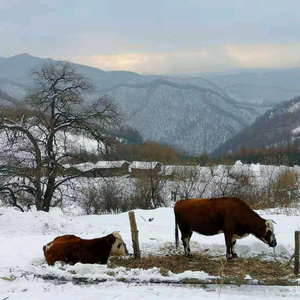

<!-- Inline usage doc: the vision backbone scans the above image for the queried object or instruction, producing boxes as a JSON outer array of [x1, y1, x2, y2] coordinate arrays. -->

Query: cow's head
[[108, 231, 129, 256], [256, 219, 277, 248]]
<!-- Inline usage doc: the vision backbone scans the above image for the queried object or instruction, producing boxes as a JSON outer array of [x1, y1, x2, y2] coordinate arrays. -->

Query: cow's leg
[[231, 239, 238, 258], [181, 235, 189, 257], [224, 233, 234, 260], [187, 231, 193, 257], [180, 227, 192, 257]]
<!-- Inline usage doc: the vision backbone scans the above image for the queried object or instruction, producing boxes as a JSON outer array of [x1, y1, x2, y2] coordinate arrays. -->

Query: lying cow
[[174, 197, 277, 260], [43, 231, 128, 265]]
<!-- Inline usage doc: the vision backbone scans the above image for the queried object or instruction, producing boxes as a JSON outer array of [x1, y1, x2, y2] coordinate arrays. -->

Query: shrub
[[79, 178, 131, 214]]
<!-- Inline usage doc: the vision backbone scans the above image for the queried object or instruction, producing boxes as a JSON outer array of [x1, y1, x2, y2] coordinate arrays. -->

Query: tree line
[[218, 142, 300, 166]]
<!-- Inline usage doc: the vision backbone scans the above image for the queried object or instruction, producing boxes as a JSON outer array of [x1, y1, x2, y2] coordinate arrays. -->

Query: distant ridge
[[1, 52, 299, 154], [106, 81, 271, 153], [213, 96, 300, 156], [9, 53, 35, 58]]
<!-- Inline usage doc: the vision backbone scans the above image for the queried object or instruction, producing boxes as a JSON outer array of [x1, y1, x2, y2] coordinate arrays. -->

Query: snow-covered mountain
[[2, 53, 300, 154], [106, 80, 271, 153], [223, 84, 300, 105], [213, 96, 300, 155], [0, 86, 18, 106], [0, 53, 157, 92], [0, 78, 27, 100], [209, 69, 300, 105], [209, 68, 300, 91]]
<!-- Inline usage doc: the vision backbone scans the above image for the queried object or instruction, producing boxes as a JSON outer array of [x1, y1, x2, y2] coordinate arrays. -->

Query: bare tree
[[211, 164, 251, 198], [172, 165, 214, 200], [271, 168, 299, 207], [74, 177, 130, 215], [0, 61, 120, 211], [132, 165, 167, 209], [0, 183, 24, 212], [99, 177, 127, 214]]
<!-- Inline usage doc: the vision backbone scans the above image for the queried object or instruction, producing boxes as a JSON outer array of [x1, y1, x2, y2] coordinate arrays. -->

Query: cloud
[[73, 42, 300, 74], [75, 53, 163, 71], [74, 51, 209, 74], [224, 43, 300, 68]]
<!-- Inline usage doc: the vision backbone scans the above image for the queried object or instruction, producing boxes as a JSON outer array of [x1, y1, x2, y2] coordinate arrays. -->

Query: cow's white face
[[266, 219, 274, 231], [45, 242, 53, 251], [110, 231, 129, 256], [260, 219, 277, 247]]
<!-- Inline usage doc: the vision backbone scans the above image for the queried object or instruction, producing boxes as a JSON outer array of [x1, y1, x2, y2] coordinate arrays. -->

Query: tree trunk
[[35, 193, 45, 211], [44, 177, 56, 212]]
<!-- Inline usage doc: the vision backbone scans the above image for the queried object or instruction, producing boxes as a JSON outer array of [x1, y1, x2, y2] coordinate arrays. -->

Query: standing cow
[[174, 197, 277, 259]]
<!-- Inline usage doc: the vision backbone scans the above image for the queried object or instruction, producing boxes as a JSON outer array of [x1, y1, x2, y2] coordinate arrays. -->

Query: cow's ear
[[107, 235, 116, 245]]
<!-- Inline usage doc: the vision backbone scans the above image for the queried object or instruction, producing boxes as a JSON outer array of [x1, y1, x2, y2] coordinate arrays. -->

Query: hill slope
[[0, 53, 156, 92], [106, 80, 271, 153], [213, 96, 300, 156], [0, 87, 18, 107], [223, 84, 300, 105], [209, 69, 300, 105]]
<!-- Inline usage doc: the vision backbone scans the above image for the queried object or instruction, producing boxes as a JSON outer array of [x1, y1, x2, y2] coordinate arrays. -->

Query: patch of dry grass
[[109, 253, 294, 281]]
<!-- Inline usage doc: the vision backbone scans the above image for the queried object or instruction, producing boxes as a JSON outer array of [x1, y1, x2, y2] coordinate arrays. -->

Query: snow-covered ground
[[0, 206, 300, 299]]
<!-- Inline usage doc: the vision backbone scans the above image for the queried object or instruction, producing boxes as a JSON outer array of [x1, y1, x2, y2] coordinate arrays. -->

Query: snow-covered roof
[[292, 126, 300, 135], [129, 161, 161, 170], [94, 161, 129, 169], [160, 165, 177, 176], [160, 165, 208, 176], [64, 161, 129, 172]]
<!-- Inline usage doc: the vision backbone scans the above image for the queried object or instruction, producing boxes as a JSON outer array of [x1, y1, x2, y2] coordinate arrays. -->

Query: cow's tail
[[175, 215, 179, 249]]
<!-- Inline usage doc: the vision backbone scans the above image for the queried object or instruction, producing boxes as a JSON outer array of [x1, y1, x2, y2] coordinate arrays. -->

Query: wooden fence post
[[129, 211, 141, 259], [295, 231, 300, 275]]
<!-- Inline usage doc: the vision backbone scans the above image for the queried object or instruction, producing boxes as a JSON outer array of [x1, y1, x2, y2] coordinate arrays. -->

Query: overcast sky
[[1, 0, 300, 74]]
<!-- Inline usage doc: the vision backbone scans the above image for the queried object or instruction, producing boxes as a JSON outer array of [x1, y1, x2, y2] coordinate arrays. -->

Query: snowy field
[[1, 206, 300, 299]]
